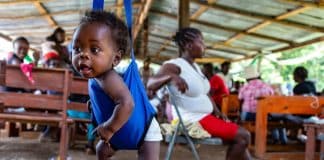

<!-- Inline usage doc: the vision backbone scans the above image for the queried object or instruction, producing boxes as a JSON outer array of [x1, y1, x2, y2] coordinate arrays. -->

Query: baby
[[71, 10, 161, 160]]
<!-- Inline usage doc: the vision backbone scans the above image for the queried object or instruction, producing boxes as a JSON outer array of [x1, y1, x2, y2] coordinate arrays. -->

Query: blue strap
[[124, 0, 135, 60], [92, 0, 104, 11]]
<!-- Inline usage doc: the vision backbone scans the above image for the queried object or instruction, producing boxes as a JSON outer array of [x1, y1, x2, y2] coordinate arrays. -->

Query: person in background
[[148, 27, 251, 160], [202, 63, 229, 109], [293, 66, 316, 95], [217, 61, 233, 91], [7, 37, 29, 65], [140, 57, 154, 88], [42, 27, 70, 68], [239, 66, 287, 144]]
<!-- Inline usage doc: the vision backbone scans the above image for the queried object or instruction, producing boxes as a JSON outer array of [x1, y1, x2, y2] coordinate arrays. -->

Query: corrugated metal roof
[[0, 0, 323, 63]]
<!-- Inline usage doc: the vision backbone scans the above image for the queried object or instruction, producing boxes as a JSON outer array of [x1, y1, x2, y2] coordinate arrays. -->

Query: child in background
[[71, 11, 161, 160]]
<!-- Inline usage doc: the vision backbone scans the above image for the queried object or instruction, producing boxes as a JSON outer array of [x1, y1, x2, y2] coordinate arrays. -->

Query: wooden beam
[[272, 36, 324, 53], [33, 1, 57, 28], [0, 32, 12, 41], [153, 0, 203, 57], [0, 0, 53, 6], [276, 6, 311, 20], [178, 0, 190, 29], [143, 18, 149, 57], [191, 0, 324, 33], [151, 10, 293, 44], [278, 0, 324, 8], [0, 2, 143, 20], [133, 0, 154, 41], [195, 57, 226, 63], [191, 6, 208, 19], [116, 0, 123, 18], [222, 5, 310, 47]]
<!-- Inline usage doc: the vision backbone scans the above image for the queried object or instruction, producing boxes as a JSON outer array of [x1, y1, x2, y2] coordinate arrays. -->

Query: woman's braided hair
[[172, 27, 202, 56]]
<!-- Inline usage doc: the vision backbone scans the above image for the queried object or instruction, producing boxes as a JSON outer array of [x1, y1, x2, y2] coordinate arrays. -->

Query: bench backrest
[[257, 95, 324, 115], [221, 94, 240, 116], [68, 77, 89, 112], [0, 60, 71, 111]]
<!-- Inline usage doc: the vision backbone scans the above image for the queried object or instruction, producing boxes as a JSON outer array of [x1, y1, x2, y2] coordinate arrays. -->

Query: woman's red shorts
[[199, 114, 238, 140]]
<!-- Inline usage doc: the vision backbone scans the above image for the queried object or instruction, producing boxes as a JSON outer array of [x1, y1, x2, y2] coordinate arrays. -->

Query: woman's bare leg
[[226, 127, 251, 160]]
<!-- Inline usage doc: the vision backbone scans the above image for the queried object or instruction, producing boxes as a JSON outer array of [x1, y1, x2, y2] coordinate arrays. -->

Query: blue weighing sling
[[89, 0, 157, 150]]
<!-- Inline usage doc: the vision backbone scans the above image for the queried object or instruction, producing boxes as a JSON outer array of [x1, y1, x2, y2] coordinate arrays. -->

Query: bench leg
[[320, 140, 324, 160], [59, 122, 68, 160], [305, 127, 315, 160]]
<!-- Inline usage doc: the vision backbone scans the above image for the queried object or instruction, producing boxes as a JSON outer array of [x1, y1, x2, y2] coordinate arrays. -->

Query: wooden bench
[[221, 94, 240, 120], [254, 96, 324, 159], [0, 60, 72, 159], [68, 77, 91, 146]]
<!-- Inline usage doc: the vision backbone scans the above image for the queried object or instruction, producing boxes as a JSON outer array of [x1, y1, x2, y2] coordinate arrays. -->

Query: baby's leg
[[96, 140, 115, 160], [138, 141, 160, 160]]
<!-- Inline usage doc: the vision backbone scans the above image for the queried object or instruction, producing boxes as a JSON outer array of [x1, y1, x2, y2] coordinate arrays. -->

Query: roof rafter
[[133, 0, 154, 41], [33, 1, 57, 28], [191, 0, 324, 33], [223, 5, 311, 49], [0, 2, 143, 20], [116, 0, 123, 18], [151, 10, 293, 44]]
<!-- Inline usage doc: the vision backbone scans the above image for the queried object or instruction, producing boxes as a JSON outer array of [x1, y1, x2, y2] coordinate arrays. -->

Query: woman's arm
[[147, 63, 188, 94], [96, 70, 134, 142]]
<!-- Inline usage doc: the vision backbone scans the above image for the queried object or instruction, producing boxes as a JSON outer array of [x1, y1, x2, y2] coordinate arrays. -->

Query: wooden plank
[[0, 32, 12, 41], [33, 1, 57, 28], [0, 0, 53, 6], [67, 102, 88, 112], [133, 0, 154, 41], [5, 65, 66, 92], [276, 6, 312, 20], [278, 0, 324, 8], [195, 57, 225, 63], [116, 0, 123, 18], [254, 96, 324, 159], [178, 0, 190, 29], [191, 6, 208, 19], [0, 93, 63, 110], [71, 77, 88, 95], [273, 36, 324, 53]]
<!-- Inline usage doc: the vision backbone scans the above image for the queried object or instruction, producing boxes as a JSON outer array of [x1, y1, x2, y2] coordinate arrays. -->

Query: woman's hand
[[214, 112, 230, 122], [170, 75, 188, 93]]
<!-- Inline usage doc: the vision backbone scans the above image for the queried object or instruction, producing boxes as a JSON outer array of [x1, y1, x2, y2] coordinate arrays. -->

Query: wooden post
[[178, 0, 190, 29], [143, 18, 149, 57], [255, 98, 268, 159]]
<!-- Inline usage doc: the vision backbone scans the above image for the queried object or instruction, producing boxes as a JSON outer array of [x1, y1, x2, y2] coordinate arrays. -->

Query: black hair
[[203, 63, 213, 74], [144, 57, 151, 63], [13, 36, 29, 46], [46, 27, 65, 42], [221, 61, 231, 68], [294, 66, 308, 80], [79, 10, 130, 57], [172, 27, 202, 56]]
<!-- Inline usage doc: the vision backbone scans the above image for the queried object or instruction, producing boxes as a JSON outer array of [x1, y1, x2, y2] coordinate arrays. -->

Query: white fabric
[[165, 58, 213, 123], [243, 66, 260, 79], [144, 118, 163, 141]]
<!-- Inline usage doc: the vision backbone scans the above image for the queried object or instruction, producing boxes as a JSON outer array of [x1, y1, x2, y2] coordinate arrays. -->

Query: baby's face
[[71, 22, 120, 78]]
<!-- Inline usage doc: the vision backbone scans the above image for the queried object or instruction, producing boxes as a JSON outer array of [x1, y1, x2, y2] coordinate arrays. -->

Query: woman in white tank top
[[147, 28, 252, 160]]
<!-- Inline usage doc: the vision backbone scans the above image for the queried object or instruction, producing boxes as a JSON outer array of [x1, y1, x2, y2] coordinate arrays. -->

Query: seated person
[[147, 27, 251, 160], [239, 66, 287, 144], [293, 66, 316, 95], [202, 63, 229, 109]]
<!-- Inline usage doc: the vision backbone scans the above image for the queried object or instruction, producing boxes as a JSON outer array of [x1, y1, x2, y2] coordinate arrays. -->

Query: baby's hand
[[96, 140, 115, 159], [93, 124, 113, 143]]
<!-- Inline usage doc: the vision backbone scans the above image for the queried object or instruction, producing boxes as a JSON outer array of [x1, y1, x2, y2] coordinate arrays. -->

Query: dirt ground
[[0, 137, 229, 160]]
